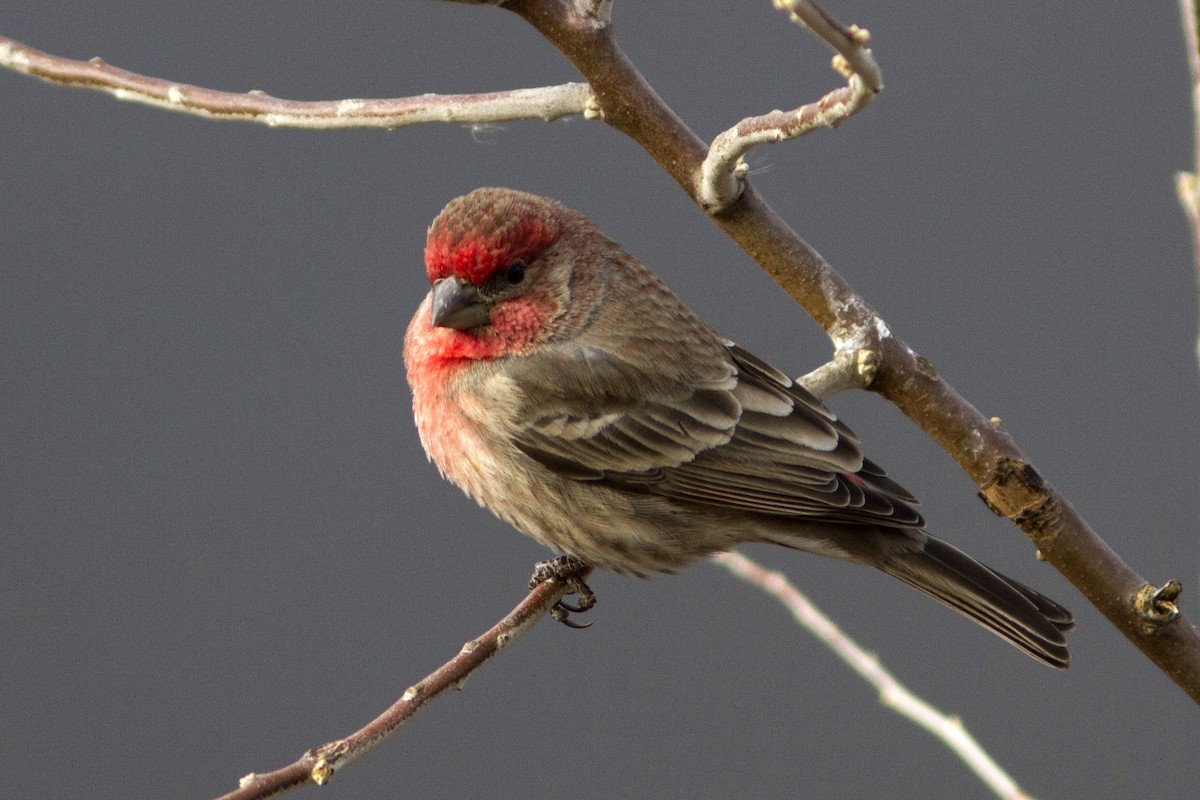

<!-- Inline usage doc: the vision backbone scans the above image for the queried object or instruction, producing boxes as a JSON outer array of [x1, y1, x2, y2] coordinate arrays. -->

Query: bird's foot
[[530, 555, 595, 628]]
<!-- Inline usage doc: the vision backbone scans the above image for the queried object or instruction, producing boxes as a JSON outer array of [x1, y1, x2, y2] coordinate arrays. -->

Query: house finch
[[404, 187, 1073, 667]]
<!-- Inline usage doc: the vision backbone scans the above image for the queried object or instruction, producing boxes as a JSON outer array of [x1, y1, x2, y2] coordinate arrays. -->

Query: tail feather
[[881, 536, 1073, 669]]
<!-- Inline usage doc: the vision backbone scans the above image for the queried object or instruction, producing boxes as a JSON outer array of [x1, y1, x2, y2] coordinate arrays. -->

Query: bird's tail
[[878, 535, 1074, 668]]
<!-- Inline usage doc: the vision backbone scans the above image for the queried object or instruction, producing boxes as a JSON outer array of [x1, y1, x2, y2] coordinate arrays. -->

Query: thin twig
[[213, 577, 579, 800], [0, 35, 593, 129], [1176, 0, 1200, 366], [713, 552, 1033, 800], [698, 0, 883, 211]]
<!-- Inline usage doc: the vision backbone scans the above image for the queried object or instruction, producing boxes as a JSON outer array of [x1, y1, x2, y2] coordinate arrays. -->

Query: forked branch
[[3, 2, 1199, 796], [502, 0, 1200, 702]]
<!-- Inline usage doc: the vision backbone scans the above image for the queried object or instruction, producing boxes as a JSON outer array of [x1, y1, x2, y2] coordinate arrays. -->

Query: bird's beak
[[430, 276, 491, 330]]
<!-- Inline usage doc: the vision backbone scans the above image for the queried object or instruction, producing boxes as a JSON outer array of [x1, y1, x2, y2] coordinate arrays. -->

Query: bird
[[403, 187, 1073, 667]]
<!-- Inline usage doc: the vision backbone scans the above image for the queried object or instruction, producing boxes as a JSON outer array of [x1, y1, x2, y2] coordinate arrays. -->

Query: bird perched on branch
[[404, 187, 1073, 668]]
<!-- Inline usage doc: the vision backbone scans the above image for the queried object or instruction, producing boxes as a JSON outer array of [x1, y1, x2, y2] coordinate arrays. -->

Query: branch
[[1176, 0, 1200, 367], [212, 576, 578, 800], [699, 0, 882, 211], [5, 0, 1197, 729], [504, 0, 1200, 701], [714, 552, 1035, 800], [0, 35, 594, 129]]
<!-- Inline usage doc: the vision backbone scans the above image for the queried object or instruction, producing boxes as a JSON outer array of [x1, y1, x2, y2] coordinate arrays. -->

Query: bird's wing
[[508, 341, 923, 528], [500, 340, 738, 475]]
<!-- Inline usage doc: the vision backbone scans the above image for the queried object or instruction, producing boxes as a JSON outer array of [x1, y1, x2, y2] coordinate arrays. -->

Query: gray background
[[3, 2, 1198, 798]]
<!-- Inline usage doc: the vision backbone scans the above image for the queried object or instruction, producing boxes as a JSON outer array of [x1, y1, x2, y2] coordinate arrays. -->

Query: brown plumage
[[404, 187, 1073, 668]]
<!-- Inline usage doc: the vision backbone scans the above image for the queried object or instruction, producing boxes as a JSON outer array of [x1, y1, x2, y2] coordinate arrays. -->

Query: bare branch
[[0, 34, 593, 129], [714, 553, 1036, 800], [506, 0, 1200, 701], [1176, 0, 1200, 367], [6, 0, 1199, 761], [698, 0, 883, 211], [212, 576, 579, 800]]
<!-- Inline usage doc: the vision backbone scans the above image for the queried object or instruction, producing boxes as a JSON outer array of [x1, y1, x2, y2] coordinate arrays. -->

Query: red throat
[[405, 294, 556, 373]]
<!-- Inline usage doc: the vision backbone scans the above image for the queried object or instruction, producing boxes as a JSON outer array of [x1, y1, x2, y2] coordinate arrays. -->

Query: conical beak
[[431, 276, 491, 330]]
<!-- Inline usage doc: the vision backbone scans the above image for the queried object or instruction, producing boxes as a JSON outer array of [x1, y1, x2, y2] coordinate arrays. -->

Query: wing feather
[[509, 340, 923, 529]]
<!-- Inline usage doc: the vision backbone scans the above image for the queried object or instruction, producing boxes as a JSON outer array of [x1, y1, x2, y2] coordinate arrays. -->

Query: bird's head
[[423, 188, 570, 338]]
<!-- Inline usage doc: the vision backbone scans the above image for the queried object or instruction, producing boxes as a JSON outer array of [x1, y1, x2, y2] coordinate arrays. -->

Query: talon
[[568, 580, 596, 612], [551, 604, 593, 628], [530, 555, 596, 628], [554, 597, 587, 613]]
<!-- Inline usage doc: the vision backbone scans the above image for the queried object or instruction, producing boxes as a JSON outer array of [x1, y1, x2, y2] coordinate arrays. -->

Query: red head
[[410, 188, 586, 362], [424, 189, 563, 285]]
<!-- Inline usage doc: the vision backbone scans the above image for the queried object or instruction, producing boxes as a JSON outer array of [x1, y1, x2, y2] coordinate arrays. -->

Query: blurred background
[[2, 2, 1197, 797]]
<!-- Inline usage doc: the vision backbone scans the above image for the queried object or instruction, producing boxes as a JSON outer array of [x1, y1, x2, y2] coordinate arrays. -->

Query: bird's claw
[[530, 555, 596, 628], [550, 606, 593, 628], [553, 596, 591, 614]]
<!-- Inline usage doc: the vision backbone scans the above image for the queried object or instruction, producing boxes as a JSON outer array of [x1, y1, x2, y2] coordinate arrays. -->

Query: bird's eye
[[505, 260, 526, 285]]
